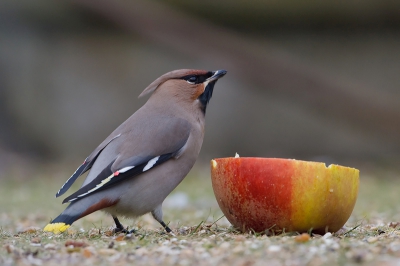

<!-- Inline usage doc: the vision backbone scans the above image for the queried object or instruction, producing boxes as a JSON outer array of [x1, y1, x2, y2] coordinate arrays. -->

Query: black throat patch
[[198, 81, 216, 115]]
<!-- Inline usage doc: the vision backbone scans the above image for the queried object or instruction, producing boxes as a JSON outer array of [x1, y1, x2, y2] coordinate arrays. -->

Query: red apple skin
[[211, 158, 359, 234]]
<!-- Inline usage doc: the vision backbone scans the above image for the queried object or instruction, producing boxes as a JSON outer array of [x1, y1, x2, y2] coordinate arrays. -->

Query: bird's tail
[[44, 195, 119, 234], [43, 213, 79, 234], [43, 204, 82, 234]]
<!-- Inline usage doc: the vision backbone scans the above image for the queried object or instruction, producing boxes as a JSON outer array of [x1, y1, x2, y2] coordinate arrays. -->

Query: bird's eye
[[187, 76, 197, 84]]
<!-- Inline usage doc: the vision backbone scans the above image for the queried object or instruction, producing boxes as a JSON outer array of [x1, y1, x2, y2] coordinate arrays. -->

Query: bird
[[43, 69, 227, 234]]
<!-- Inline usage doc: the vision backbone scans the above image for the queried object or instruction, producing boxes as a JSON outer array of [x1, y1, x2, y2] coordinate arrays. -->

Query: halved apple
[[211, 157, 359, 234]]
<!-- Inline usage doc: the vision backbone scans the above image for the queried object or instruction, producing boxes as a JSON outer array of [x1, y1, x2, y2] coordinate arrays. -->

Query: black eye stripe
[[181, 72, 213, 84]]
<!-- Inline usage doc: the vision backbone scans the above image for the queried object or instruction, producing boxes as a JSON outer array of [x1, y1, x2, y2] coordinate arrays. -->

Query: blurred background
[[1, 0, 400, 175]]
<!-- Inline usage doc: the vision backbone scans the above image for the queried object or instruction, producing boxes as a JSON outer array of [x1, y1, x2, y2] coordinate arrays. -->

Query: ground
[[1, 162, 400, 265]]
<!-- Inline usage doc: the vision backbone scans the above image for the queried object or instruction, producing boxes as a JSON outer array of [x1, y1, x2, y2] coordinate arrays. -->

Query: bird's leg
[[159, 221, 172, 233], [112, 216, 136, 234], [151, 206, 172, 233], [112, 216, 128, 233]]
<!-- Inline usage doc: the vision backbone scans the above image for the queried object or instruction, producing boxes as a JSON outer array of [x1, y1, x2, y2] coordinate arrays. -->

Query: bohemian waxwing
[[43, 69, 227, 234]]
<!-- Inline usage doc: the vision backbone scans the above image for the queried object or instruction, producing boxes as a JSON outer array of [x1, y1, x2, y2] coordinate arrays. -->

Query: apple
[[210, 157, 359, 234]]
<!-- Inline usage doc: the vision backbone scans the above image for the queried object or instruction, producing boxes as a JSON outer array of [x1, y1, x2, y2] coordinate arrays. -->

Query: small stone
[[235, 235, 246, 242], [232, 245, 245, 253], [65, 239, 88, 248], [27, 254, 43, 266], [220, 242, 231, 249], [268, 245, 281, 252], [66, 247, 81, 253], [5, 244, 14, 253], [31, 237, 41, 244], [82, 248, 92, 258], [98, 248, 118, 255], [244, 240, 252, 246], [367, 237, 378, 243], [44, 243, 56, 250], [135, 248, 148, 256], [389, 222, 400, 229], [295, 233, 311, 243], [180, 249, 194, 258], [82, 247, 96, 258], [115, 235, 125, 241], [19, 227, 40, 234]]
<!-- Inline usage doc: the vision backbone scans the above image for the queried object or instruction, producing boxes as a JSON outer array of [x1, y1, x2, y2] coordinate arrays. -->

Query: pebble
[[135, 248, 148, 256], [295, 233, 311, 243], [180, 249, 194, 257], [234, 235, 246, 242], [268, 245, 281, 252], [26, 254, 42, 266], [115, 235, 125, 241], [367, 237, 378, 243], [66, 247, 82, 253], [98, 248, 118, 255], [250, 243, 260, 249], [44, 243, 56, 250], [82, 247, 96, 258], [31, 237, 41, 244], [19, 227, 41, 234], [64, 239, 88, 248], [220, 242, 231, 249]]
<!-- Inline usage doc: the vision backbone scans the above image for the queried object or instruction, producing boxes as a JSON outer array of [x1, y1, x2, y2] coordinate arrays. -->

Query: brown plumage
[[44, 69, 227, 234]]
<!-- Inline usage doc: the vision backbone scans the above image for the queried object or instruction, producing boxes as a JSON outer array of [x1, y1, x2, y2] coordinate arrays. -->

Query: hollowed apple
[[210, 157, 359, 234]]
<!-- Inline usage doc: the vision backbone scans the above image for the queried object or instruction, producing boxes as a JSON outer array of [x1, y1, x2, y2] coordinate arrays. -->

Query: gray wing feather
[[62, 114, 192, 203], [55, 134, 121, 197]]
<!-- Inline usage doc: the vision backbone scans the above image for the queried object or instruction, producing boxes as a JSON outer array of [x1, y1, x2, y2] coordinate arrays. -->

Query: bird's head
[[139, 69, 227, 114]]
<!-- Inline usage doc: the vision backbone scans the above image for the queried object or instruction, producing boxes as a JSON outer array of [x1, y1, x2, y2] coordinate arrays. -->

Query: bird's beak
[[203, 70, 227, 89], [206, 70, 227, 83]]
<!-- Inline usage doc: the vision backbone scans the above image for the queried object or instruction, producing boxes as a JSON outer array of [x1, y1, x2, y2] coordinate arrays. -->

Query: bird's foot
[[112, 216, 135, 234], [113, 227, 128, 234], [113, 227, 135, 234]]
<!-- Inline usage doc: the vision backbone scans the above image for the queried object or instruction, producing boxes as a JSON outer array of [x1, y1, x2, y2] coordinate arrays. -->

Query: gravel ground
[[1, 163, 400, 265]]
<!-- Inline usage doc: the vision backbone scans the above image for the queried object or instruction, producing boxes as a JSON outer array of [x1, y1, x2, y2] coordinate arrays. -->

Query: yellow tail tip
[[43, 223, 70, 234]]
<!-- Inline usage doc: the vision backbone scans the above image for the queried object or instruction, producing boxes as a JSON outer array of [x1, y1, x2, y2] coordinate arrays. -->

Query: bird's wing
[[62, 115, 192, 203], [55, 134, 122, 198]]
